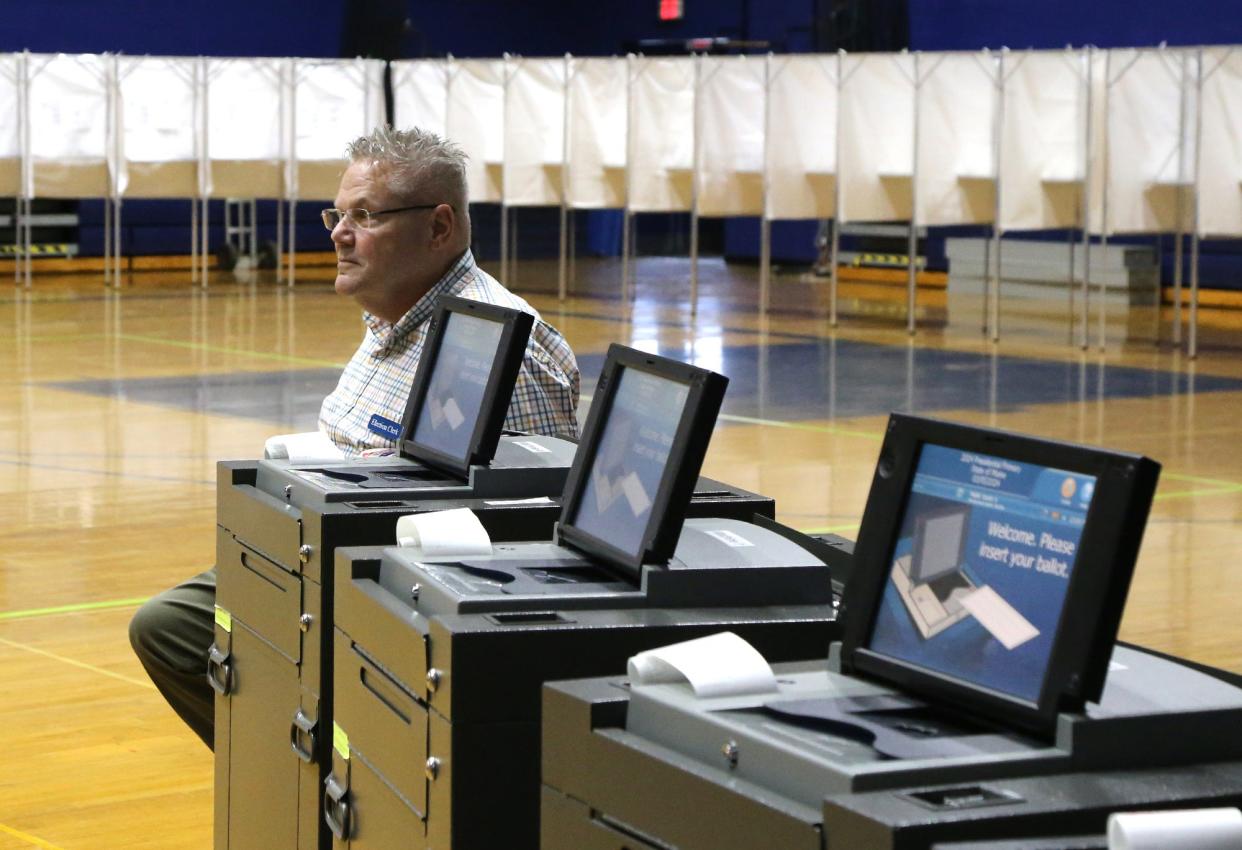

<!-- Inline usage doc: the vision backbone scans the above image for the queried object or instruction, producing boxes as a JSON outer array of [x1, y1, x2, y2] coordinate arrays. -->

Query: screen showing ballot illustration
[[868, 443, 1097, 703], [411, 312, 504, 463], [571, 368, 689, 559]]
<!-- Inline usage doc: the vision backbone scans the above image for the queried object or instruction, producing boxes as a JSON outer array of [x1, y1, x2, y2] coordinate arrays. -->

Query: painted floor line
[[115, 333, 346, 369], [0, 458, 215, 487], [797, 522, 862, 535], [1162, 471, 1242, 489], [0, 821, 66, 850], [0, 598, 149, 622], [0, 636, 156, 691], [1155, 485, 1242, 502]]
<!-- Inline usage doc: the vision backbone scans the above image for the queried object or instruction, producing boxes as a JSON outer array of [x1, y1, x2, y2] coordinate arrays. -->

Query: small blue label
[[367, 413, 402, 440]]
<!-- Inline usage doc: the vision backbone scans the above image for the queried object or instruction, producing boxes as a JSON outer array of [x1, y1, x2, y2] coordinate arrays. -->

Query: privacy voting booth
[[211, 299, 774, 850], [541, 414, 1242, 849]]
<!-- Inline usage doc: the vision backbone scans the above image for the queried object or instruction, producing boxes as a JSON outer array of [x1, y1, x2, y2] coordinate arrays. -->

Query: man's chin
[[334, 272, 361, 297]]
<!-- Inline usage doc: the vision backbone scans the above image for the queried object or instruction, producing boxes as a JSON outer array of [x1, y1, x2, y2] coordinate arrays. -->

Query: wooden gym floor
[[1, 255, 1240, 849]]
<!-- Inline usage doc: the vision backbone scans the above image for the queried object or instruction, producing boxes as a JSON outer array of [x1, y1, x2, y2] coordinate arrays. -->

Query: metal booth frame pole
[[1188, 46, 1207, 360], [286, 59, 297, 287], [1078, 46, 1096, 351], [21, 51, 37, 288], [100, 56, 112, 288], [992, 50, 1023, 343], [621, 54, 636, 303], [12, 52, 23, 286], [1170, 49, 1190, 347], [759, 52, 773, 315], [987, 49, 1007, 340], [830, 49, 847, 328], [689, 52, 702, 317], [108, 54, 122, 288], [190, 57, 202, 286], [500, 54, 512, 286], [1098, 47, 1120, 353], [200, 58, 212, 288], [906, 51, 922, 336], [558, 53, 571, 301]]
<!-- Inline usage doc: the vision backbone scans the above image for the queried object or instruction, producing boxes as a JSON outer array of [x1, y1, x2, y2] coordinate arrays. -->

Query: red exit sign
[[659, 0, 683, 21]]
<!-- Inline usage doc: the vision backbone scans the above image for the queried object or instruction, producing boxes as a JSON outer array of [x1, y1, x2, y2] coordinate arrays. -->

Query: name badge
[[367, 413, 402, 440]]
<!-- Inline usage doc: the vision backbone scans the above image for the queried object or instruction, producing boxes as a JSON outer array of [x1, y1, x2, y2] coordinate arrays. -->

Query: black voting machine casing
[[321, 345, 848, 848], [539, 414, 1242, 849], [209, 310, 775, 850]]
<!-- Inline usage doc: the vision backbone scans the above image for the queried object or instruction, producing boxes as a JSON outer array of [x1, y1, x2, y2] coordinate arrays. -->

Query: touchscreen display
[[410, 311, 504, 464], [569, 366, 690, 560], [868, 443, 1097, 703]]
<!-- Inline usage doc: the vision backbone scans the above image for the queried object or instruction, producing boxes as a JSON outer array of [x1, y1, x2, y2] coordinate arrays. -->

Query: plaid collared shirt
[[319, 250, 580, 456]]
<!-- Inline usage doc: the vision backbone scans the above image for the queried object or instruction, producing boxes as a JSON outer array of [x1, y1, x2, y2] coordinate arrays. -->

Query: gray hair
[[346, 126, 470, 236]]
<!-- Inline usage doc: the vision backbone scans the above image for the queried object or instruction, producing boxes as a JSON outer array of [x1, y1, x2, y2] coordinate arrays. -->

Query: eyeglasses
[[320, 204, 440, 231]]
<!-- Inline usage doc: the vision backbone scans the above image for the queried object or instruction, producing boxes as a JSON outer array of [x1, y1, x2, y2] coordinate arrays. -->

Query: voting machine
[[541, 414, 1242, 849]]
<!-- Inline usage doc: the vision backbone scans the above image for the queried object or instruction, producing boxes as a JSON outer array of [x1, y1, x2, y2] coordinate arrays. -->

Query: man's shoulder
[[458, 265, 541, 319]]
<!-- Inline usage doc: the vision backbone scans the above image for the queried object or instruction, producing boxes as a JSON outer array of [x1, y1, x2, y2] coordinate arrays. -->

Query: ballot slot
[[900, 784, 1024, 811]]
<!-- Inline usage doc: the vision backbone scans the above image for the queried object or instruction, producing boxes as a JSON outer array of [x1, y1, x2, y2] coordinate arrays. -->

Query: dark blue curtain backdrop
[[5, 0, 1241, 286], [910, 0, 1242, 51]]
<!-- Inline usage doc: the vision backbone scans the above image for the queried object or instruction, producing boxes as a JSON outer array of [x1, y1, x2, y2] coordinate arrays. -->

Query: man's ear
[[428, 203, 455, 250]]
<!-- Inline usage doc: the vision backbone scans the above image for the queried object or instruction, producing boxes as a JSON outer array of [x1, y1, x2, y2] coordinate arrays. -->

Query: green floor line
[[1162, 471, 1242, 489], [0, 597, 149, 622], [796, 522, 862, 535], [1155, 484, 1242, 502]]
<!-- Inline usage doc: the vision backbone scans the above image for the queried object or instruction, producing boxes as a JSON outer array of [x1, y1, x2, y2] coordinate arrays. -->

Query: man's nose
[[330, 219, 353, 246]]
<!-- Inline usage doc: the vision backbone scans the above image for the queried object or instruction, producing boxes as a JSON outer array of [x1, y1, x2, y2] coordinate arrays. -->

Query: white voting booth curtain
[[696, 56, 764, 217], [1105, 49, 1196, 235], [290, 58, 385, 201], [916, 52, 998, 226], [392, 59, 448, 137], [1198, 47, 1242, 237], [502, 56, 565, 207], [998, 49, 1105, 233], [0, 54, 23, 196], [628, 56, 695, 213], [204, 57, 288, 199], [565, 57, 627, 210], [765, 54, 837, 221], [115, 56, 200, 199], [26, 53, 114, 199], [447, 59, 504, 204], [838, 52, 915, 223]]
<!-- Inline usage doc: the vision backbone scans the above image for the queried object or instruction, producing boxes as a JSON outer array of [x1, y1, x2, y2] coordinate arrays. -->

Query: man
[[129, 126, 580, 748]]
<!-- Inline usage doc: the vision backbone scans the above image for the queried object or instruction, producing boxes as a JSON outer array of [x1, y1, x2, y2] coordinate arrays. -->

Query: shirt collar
[[362, 249, 477, 343]]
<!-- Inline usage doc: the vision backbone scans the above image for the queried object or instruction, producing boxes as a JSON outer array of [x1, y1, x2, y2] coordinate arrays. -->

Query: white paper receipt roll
[[395, 508, 492, 557], [627, 631, 778, 699], [1108, 807, 1242, 850]]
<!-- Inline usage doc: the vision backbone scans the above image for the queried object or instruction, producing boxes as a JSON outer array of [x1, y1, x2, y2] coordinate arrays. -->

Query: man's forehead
[[335, 160, 395, 207]]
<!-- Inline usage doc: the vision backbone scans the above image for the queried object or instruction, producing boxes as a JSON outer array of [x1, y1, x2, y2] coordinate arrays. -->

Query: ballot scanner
[[539, 415, 1242, 849], [324, 345, 848, 849], [210, 302, 772, 850]]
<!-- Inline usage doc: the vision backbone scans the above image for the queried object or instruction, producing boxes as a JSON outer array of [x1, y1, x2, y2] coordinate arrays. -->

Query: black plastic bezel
[[555, 344, 728, 580], [838, 413, 1160, 738], [398, 296, 534, 478]]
